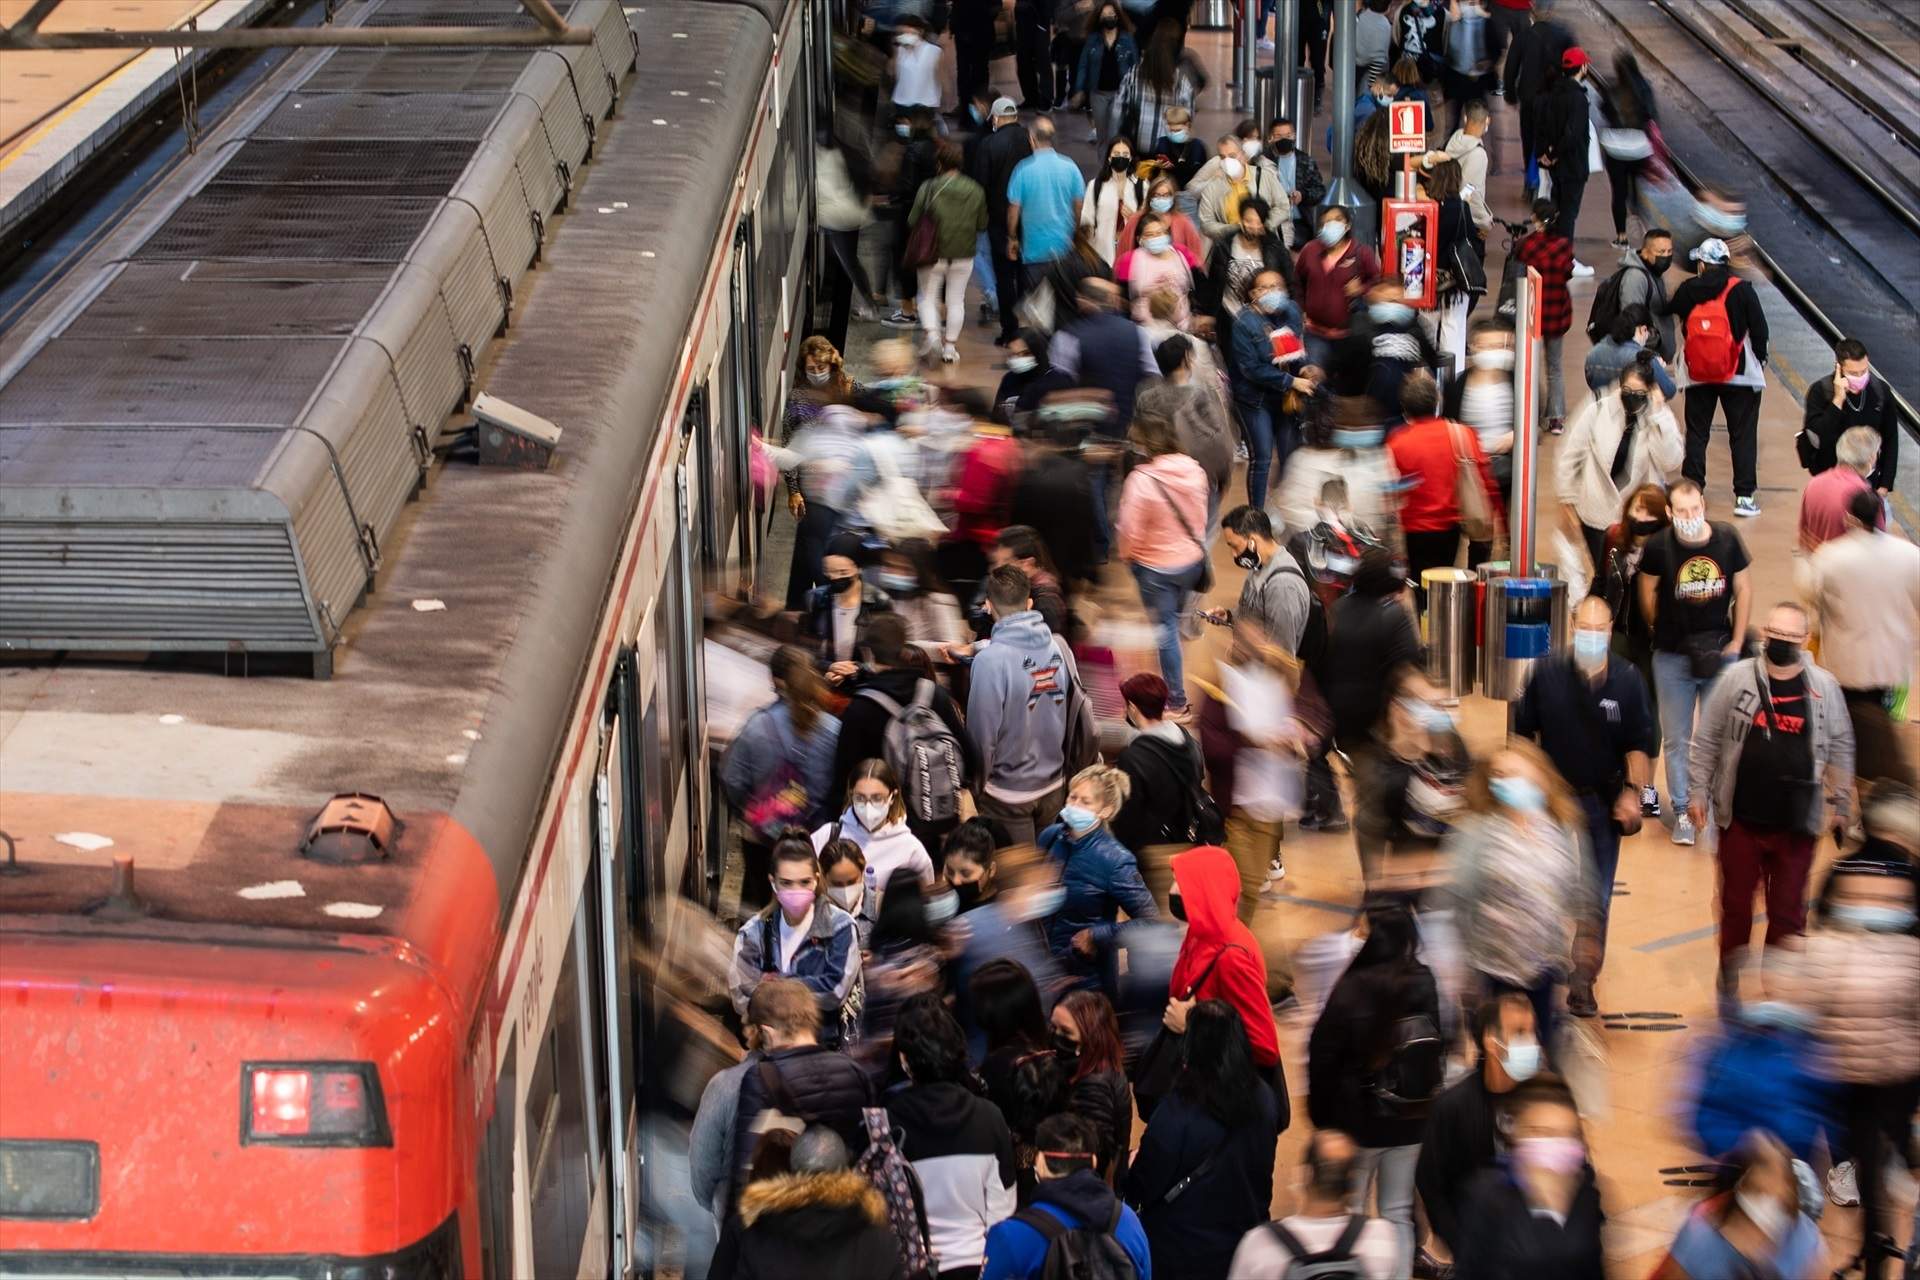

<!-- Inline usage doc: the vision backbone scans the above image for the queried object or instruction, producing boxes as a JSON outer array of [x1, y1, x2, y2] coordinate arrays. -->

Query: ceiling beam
[[0, 22, 595, 49]]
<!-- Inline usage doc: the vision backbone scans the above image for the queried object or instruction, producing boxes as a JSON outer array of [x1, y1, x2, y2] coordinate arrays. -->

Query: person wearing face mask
[[1071, 3, 1138, 154], [1582, 305, 1676, 399], [1149, 105, 1208, 189], [1195, 132, 1284, 245], [831, 617, 978, 836], [1078, 137, 1143, 265], [1669, 235, 1770, 516], [1049, 990, 1132, 1181], [1327, 74, 1398, 156], [1115, 175, 1207, 260], [889, 16, 943, 113], [1414, 994, 1543, 1260], [1264, 119, 1320, 250], [1036, 765, 1159, 983], [1596, 485, 1670, 807], [812, 758, 938, 929], [1784, 860, 1920, 1267], [1109, 672, 1209, 908], [1270, 394, 1403, 547], [1385, 370, 1502, 609], [1113, 213, 1199, 328], [1691, 602, 1857, 1000], [1535, 48, 1595, 276], [729, 840, 867, 1054], [765, 403, 873, 610], [1515, 597, 1656, 1017], [942, 819, 1001, 913], [951, 854, 1070, 1060], [1352, 665, 1472, 884], [1354, 0, 1394, 89], [1801, 336, 1899, 493], [1511, 198, 1576, 433], [1605, 228, 1677, 358], [782, 342, 860, 544], [1210, 505, 1315, 656], [723, 646, 846, 912], [1443, 744, 1595, 1043], [804, 533, 894, 672], [1455, 1079, 1606, 1278], [1201, 196, 1295, 336], [1228, 269, 1316, 503], [818, 839, 874, 948], [1555, 362, 1683, 573], [1652, 1131, 1826, 1280], [993, 331, 1064, 425], [1293, 208, 1381, 372]]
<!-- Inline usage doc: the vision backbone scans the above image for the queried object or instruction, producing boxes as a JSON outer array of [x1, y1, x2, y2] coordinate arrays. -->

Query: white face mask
[[1241, 140, 1261, 159], [1471, 349, 1516, 371], [853, 798, 892, 831], [826, 883, 863, 913], [1222, 157, 1245, 180], [806, 367, 833, 386]]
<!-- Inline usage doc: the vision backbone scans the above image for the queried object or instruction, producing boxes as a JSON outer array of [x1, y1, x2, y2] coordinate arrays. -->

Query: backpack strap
[[857, 686, 905, 717], [1012, 1206, 1068, 1244], [1106, 1199, 1125, 1233], [1263, 1219, 1308, 1257], [1331, 1213, 1369, 1257], [757, 1059, 801, 1116], [911, 678, 936, 710]]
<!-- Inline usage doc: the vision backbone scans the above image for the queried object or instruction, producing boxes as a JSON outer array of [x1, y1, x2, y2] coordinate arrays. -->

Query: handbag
[[1449, 422, 1497, 543], [901, 176, 952, 273], [1130, 944, 1241, 1112], [858, 442, 947, 541], [1146, 475, 1214, 594]]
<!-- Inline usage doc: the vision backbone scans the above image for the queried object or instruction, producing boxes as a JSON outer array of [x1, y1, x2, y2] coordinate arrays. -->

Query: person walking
[[1796, 426, 1886, 553], [1072, 3, 1138, 153], [1201, 197, 1295, 338], [1227, 269, 1316, 503], [1051, 278, 1160, 559], [1582, 309, 1675, 398], [1227, 1129, 1399, 1278], [1514, 596, 1656, 1016], [1164, 845, 1285, 1078], [1454, 1078, 1607, 1279], [728, 837, 867, 1050], [1510, 199, 1575, 434], [1125, 1000, 1282, 1280], [1213, 505, 1313, 654], [1111, 672, 1208, 907], [1266, 117, 1324, 249], [1599, 51, 1657, 250], [972, 98, 1034, 346], [1138, 335, 1235, 527], [1387, 370, 1502, 603], [722, 647, 845, 912], [1535, 48, 1593, 269], [1669, 237, 1769, 516], [910, 141, 990, 365], [1293, 207, 1381, 371], [1037, 764, 1160, 982], [1649, 1133, 1827, 1280], [1113, 212, 1200, 328], [1013, 0, 1055, 113], [1306, 901, 1443, 1275], [1801, 337, 1899, 494], [1636, 479, 1751, 846], [1006, 116, 1086, 302], [1690, 601, 1856, 1000], [1116, 411, 1210, 712], [1798, 486, 1919, 788], [967, 566, 1076, 847], [1554, 361, 1682, 570], [1079, 136, 1144, 266], [726, 978, 874, 1195]]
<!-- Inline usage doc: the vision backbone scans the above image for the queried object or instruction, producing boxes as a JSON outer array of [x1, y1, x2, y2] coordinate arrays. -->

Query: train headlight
[[243, 1062, 391, 1147]]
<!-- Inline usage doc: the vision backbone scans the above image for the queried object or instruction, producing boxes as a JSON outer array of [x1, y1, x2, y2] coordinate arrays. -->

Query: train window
[[525, 929, 592, 1278], [476, 1041, 515, 1279]]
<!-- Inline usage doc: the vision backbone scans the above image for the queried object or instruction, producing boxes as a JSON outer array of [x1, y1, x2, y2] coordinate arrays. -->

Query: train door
[[592, 675, 641, 1276], [673, 454, 714, 906], [724, 222, 759, 575]]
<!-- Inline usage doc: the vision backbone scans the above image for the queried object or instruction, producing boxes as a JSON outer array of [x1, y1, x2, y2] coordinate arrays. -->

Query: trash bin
[[1253, 67, 1276, 132], [1423, 568, 1478, 697], [1475, 561, 1562, 693], [1482, 575, 1569, 701], [1192, 0, 1231, 30]]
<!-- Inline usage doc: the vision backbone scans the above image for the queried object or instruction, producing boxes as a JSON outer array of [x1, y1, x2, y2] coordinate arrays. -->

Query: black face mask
[[1648, 253, 1673, 274], [1764, 638, 1801, 668], [1051, 1030, 1080, 1063], [952, 880, 986, 911], [1100, 13, 1119, 27], [1232, 547, 1261, 571], [828, 574, 859, 596], [1628, 516, 1665, 537], [1270, 137, 1296, 154], [1110, 154, 1132, 173], [1619, 390, 1648, 417], [1169, 893, 1188, 923]]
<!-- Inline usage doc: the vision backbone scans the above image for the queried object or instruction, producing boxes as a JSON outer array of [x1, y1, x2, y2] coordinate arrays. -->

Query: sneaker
[[1300, 811, 1350, 834], [993, 331, 1017, 348], [882, 309, 917, 329], [1733, 495, 1761, 517], [1566, 984, 1599, 1018], [1610, 236, 1630, 251], [1235, 440, 1250, 462], [1827, 1160, 1860, 1207], [853, 299, 880, 322], [940, 343, 959, 364], [1267, 856, 1286, 882], [1640, 784, 1662, 819], [1672, 813, 1697, 846], [1571, 259, 1595, 278]]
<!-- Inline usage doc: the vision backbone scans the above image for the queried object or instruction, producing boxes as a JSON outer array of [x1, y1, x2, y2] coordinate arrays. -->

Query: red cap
[[1561, 47, 1590, 70]]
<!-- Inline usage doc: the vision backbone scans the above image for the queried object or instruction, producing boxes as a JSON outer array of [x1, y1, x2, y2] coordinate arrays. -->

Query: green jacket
[[908, 173, 989, 262]]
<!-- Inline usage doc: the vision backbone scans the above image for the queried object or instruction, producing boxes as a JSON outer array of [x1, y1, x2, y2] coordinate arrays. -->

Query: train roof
[[0, 0, 779, 936]]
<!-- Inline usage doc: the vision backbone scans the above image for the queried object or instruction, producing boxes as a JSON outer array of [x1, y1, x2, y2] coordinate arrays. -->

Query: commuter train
[[0, 0, 822, 1273]]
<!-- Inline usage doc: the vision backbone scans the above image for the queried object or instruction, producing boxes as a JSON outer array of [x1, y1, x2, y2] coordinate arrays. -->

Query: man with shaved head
[[1514, 594, 1656, 1015]]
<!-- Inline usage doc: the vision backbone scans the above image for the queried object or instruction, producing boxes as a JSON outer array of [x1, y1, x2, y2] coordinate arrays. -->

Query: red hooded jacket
[[1169, 846, 1280, 1068]]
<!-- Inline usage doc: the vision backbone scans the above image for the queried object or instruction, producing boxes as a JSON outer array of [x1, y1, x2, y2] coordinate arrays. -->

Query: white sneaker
[[1267, 856, 1286, 882], [1570, 259, 1595, 278], [1827, 1160, 1860, 1207], [1086, 127, 1098, 144], [1672, 814, 1697, 846], [940, 343, 959, 364]]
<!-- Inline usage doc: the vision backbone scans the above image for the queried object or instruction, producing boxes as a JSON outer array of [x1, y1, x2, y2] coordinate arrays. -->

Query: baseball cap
[[1690, 237, 1730, 264], [1561, 47, 1590, 70], [991, 96, 1019, 119]]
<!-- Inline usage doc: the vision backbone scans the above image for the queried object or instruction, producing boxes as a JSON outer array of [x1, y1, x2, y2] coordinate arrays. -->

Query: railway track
[[1584, 0, 1920, 440]]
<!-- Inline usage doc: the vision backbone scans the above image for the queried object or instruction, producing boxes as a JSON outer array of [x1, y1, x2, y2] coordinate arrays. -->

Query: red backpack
[[1684, 278, 1741, 383]]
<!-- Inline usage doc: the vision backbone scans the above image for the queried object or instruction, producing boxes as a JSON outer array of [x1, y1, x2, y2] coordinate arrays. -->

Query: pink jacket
[[1116, 244, 1199, 327], [1117, 454, 1211, 571]]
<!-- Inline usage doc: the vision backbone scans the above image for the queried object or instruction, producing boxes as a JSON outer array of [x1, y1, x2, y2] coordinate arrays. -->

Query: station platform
[[0, 0, 272, 234], [766, 11, 1920, 1275]]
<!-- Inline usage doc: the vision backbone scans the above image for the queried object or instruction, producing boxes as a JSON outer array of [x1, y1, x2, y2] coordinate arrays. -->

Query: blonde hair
[[1146, 287, 1181, 323], [1465, 739, 1582, 830], [1070, 763, 1131, 814], [869, 337, 915, 380]]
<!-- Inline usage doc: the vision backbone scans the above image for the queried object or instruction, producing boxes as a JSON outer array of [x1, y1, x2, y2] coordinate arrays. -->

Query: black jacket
[[715, 1170, 907, 1280], [1454, 1164, 1607, 1280], [1111, 728, 1205, 851], [833, 665, 979, 801], [1505, 18, 1574, 109], [1009, 455, 1100, 588], [1668, 265, 1769, 369], [1125, 1082, 1280, 1280], [1306, 960, 1442, 1149], [1413, 1069, 1502, 1251], [1535, 74, 1592, 179], [972, 123, 1034, 228], [731, 1045, 875, 1205], [1199, 232, 1295, 332], [1333, 310, 1440, 411], [1323, 595, 1423, 746], [886, 1080, 1019, 1263], [1803, 372, 1899, 490], [807, 582, 896, 666], [1068, 1066, 1134, 1182]]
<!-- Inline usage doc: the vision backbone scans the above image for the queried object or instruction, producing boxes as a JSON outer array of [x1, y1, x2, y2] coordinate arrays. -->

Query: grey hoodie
[[967, 608, 1071, 801], [1614, 245, 1674, 359]]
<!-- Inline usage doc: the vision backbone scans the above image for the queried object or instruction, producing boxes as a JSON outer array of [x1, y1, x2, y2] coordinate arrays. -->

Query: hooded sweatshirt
[[886, 1080, 1020, 1271], [811, 808, 935, 926], [723, 1170, 905, 1280], [967, 609, 1072, 802], [979, 1168, 1153, 1280], [1169, 846, 1281, 1067]]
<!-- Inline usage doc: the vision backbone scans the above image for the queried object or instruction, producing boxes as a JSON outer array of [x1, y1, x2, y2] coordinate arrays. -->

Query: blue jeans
[[1130, 560, 1205, 707], [1088, 455, 1114, 562], [1303, 331, 1337, 372], [1238, 398, 1294, 505], [1578, 792, 1622, 938], [972, 231, 998, 307], [1651, 648, 1728, 811]]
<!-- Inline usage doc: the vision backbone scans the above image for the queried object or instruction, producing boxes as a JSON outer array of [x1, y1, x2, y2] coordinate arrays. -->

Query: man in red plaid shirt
[[1513, 199, 1576, 434]]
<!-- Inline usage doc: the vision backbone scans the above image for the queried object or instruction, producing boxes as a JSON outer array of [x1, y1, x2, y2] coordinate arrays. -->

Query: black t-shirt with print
[[1732, 669, 1814, 829], [1639, 522, 1751, 652]]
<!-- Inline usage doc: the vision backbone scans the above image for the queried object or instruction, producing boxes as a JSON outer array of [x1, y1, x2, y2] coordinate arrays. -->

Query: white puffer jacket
[[1788, 928, 1920, 1085]]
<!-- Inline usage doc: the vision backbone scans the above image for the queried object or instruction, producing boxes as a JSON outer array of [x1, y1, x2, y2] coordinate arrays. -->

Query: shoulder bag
[[1448, 422, 1497, 543], [1146, 474, 1214, 593], [901, 175, 953, 272], [1129, 943, 1242, 1112]]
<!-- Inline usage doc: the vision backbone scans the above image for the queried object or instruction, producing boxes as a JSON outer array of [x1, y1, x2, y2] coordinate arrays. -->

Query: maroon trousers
[[1716, 818, 1816, 963]]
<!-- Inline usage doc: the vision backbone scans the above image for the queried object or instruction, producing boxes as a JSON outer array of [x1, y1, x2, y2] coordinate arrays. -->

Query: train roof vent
[[0, 0, 635, 676], [302, 794, 400, 866]]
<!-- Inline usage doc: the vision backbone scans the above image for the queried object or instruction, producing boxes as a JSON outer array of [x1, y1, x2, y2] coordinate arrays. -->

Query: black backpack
[[1011, 1203, 1140, 1280], [1264, 1216, 1370, 1279], [1585, 262, 1637, 343], [1275, 557, 1330, 679], [1369, 1013, 1445, 1115]]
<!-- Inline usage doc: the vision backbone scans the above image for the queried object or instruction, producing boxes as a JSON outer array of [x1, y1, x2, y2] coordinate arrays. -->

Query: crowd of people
[[686, 1, 1920, 1278]]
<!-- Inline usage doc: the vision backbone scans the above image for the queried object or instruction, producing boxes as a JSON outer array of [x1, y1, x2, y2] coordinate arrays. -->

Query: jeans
[[917, 257, 974, 345], [1551, 170, 1588, 248], [1303, 331, 1338, 372], [976, 782, 1067, 849], [1349, 1144, 1419, 1278], [1651, 648, 1726, 810], [1839, 1078, 1920, 1280], [1089, 89, 1118, 152], [1577, 792, 1622, 939], [1544, 333, 1567, 422], [1087, 452, 1114, 562], [972, 232, 998, 308], [1716, 818, 1815, 964], [785, 499, 844, 609], [1130, 559, 1205, 708], [1238, 398, 1293, 504], [1683, 383, 1763, 499]]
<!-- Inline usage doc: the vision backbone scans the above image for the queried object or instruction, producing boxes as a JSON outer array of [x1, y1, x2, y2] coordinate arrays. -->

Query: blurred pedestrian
[[911, 140, 990, 364], [1414, 992, 1541, 1258], [1227, 269, 1315, 502], [720, 1125, 902, 1280], [1510, 199, 1575, 434], [723, 647, 845, 911], [972, 98, 1034, 346], [1648, 1131, 1826, 1280], [1388, 370, 1501, 603], [968, 565, 1075, 845], [1072, 3, 1139, 153], [1294, 207, 1381, 370], [1454, 1078, 1606, 1278], [1117, 410, 1210, 710]]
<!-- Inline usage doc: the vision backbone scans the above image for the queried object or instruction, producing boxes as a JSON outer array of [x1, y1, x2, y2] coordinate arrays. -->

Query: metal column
[[1275, 0, 1299, 125], [1510, 267, 1544, 573], [1318, 0, 1375, 243], [1236, 0, 1261, 112]]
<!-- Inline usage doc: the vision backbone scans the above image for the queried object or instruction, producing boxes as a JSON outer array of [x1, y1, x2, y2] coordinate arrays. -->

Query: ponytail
[[770, 645, 825, 736]]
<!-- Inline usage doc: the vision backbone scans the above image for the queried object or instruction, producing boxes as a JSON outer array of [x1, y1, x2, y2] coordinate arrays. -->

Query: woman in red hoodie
[[1163, 845, 1289, 1126]]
